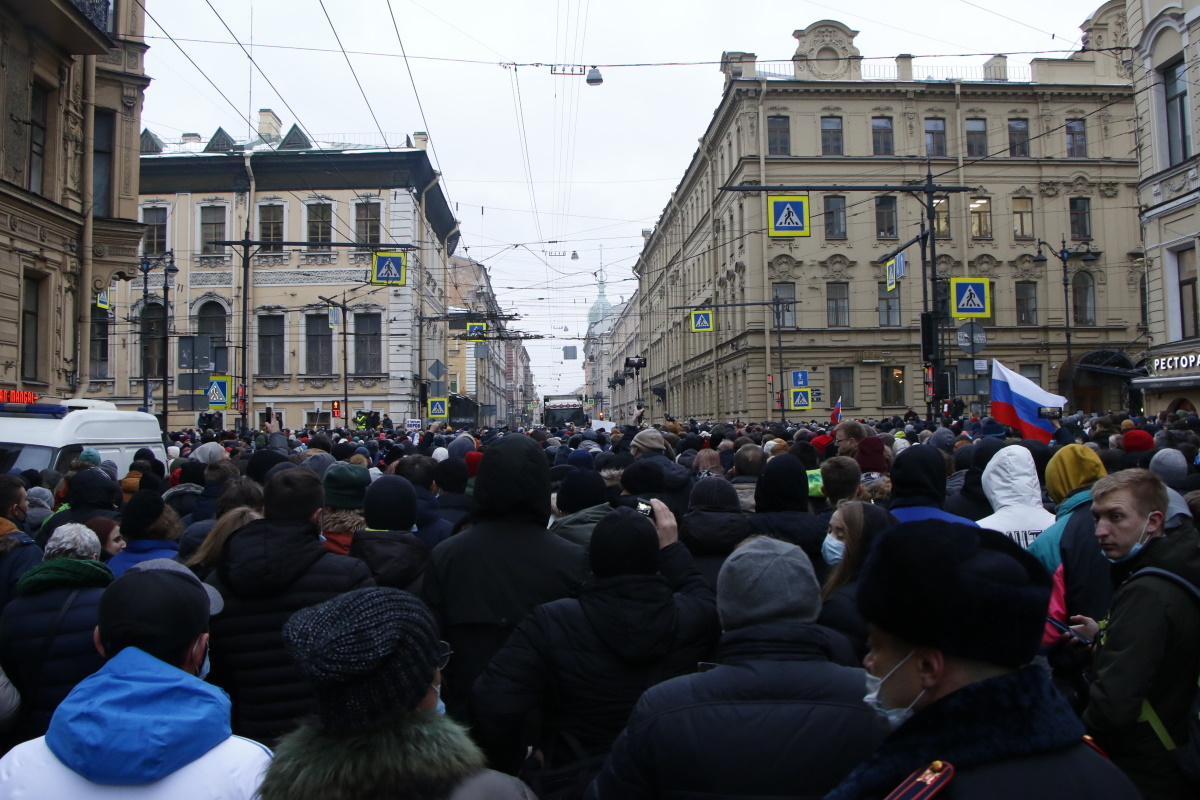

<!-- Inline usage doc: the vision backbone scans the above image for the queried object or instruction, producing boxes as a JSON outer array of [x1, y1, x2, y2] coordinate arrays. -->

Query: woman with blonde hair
[[186, 507, 262, 581], [816, 500, 896, 658]]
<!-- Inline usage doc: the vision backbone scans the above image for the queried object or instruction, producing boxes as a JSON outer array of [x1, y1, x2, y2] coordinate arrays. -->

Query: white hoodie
[[977, 446, 1056, 549]]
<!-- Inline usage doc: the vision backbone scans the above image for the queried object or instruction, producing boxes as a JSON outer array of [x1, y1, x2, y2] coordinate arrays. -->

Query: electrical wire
[[317, 0, 392, 149]]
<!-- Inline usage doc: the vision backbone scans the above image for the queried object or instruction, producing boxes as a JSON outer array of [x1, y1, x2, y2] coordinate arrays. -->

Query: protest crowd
[[0, 398, 1197, 800]]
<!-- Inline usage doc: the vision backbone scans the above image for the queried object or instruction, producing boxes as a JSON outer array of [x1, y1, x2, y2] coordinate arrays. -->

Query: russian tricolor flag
[[990, 360, 1067, 443], [831, 396, 843, 425]]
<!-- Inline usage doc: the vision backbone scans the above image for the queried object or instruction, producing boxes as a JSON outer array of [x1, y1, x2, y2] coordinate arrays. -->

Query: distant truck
[[543, 395, 586, 429]]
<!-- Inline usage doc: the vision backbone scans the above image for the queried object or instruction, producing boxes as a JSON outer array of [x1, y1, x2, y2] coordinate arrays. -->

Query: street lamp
[[161, 257, 178, 434], [1033, 236, 1097, 405], [138, 250, 174, 428]]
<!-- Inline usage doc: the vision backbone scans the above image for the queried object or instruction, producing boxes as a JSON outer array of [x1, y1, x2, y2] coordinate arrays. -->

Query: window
[[957, 359, 990, 395], [258, 315, 285, 374], [821, 117, 843, 156], [827, 282, 849, 327], [196, 301, 227, 344], [449, 375, 459, 395], [89, 304, 109, 379], [141, 302, 165, 378], [305, 313, 333, 374], [872, 117, 894, 155], [1016, 281, 1038, 326], [142, 207, 167, 256], [92, 110, 115, 218], [355, 202, 381, 245], [1019, 364, 1043, 386], [966, 118, 988, 157], [767, 116, 790, 156], [1180, 248, 1198, 339], [970, 197, 992, 238], [1066, 119, 1087, 157], [824, 195, 846, 238], [1069, 197, 1091, 240], [1140, 272, 1149, 327], [1012, 197, 1034, 239], [772, 283, 796, 327], [21, 278, 40, 381], [200, 206, 225, 254], [925, 118, 946, 157], [880, 366, 905, 406], [354, 312, 382, 373], [978, 281, 998, 327], [1008, 119, 1030, 157], [29, 84, 48, 195], [875, 196, 897, 238], [1073, 271, 1096, 326], [307, 203, 333, 250], [830, 367, 854, 407], [933, 196, 950, 238], [259, 205, 283, 252], [307, 411, 332, 427], [878, 283, 900, 326], [1165, 60, 1191, 167]]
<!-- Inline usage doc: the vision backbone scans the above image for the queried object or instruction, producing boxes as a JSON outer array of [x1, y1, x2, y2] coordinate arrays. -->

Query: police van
[[0, 397, 165, 477]]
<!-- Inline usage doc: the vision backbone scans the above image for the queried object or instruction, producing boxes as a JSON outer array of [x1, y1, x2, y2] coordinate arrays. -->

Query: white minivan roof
[[0, 409, 162, 448]]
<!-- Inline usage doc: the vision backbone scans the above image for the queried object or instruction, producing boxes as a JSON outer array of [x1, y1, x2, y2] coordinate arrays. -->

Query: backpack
[[1130, 566, 1200, 787]]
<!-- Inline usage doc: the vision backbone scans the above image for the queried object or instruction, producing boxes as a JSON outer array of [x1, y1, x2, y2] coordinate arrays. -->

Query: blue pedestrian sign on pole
[[428, 398, 448, 418], [207, 375, 231, 410], [690, 310, 714, 333], [950, 278, 991, 319], [789, 389, 812, 411], [370, 252, 408, 285], [767, 195, 811, 237], [791, 370, 809, 388]]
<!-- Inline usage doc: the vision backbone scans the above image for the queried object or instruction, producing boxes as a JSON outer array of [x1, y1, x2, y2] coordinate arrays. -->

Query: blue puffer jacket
[[587, 623, 886, 799]]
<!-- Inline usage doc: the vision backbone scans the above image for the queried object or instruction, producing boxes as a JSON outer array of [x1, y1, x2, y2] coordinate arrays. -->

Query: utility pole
[[318, 293, 351, 430]]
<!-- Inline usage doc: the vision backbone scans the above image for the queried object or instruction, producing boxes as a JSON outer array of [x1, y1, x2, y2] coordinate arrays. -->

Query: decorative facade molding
[[190, 271, 232, 287], [254, 269, 366, 285]]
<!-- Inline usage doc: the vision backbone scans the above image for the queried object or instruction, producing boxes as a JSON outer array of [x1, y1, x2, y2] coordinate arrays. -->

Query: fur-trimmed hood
[[260, 710, 530, 800]]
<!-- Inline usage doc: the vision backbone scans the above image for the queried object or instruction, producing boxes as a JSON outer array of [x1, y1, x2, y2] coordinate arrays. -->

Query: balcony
[[15, 0, 111, 55]]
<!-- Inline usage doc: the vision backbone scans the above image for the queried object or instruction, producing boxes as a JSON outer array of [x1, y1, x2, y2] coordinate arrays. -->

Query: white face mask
[[1104, 515, 1151, 564], [863, 651, 925, 731], [822, 533, 846, 566]]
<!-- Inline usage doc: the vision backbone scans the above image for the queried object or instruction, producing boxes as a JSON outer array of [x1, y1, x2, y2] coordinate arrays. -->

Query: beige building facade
[[1, 0, 147, 403], [88, 113, 460, 431], [445, 255, 512, 428], [1126, 0, 1200, 413], [635, 9, 1143, 423]]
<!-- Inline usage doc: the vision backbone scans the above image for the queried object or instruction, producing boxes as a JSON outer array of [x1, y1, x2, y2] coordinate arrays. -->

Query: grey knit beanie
[[284, 587, 440, 733], [717, 536, 820, 630], [1150, 448, 1188, 485]]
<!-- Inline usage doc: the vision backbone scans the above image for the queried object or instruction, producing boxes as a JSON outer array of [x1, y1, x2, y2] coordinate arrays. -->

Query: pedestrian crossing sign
[[428, 398, 448, 418], [790, 388, 812, 410], [886, 259, 898, 292], [690, 310, 714, 333], [767, 195, 811, 237], [370, 252, 408, 285], [95, 289, 110, 310], [466, 322, 487, 342], [950, 278, 991, 319], [207, 375, 231, 410]]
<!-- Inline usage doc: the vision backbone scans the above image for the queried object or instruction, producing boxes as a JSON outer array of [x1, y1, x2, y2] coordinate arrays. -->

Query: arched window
[[1139, 273, 1148, 327], [196, 301, 227, 343], [1072, 271, 1096, 326], [141, 302, 165, 377]]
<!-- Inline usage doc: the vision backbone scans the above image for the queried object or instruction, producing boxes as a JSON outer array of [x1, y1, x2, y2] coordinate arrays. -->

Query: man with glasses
[[834, 420, 869, 457]]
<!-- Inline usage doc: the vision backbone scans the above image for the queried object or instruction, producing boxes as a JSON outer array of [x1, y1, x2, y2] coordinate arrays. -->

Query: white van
[[0, 404, 166, 477]]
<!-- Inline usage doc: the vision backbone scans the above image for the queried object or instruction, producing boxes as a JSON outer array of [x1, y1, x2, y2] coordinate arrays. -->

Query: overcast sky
[[140, 0, 1106, 395]]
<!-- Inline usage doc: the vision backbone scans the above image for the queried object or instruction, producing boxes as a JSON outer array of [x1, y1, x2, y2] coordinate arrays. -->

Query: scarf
[[17, 557, 113, 596]]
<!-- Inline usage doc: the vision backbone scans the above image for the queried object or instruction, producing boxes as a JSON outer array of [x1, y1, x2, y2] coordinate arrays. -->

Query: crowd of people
[[0, 404, 1195, 798]]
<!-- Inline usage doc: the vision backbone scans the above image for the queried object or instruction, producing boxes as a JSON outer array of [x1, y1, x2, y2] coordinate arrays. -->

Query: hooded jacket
[[1027, 445, 1107, 589], [748, 454, 828, 576], [205, 517, 375, 746], [0, 647, 271, 798], [422, 434, 587, 718], [471, 541, 718, 775], [942, 438, 1005, 522], [0, 529, 42, 616], [977, 446, 1057, 548], [549, 502, 612, 547], [37, 469, 120, 546], [888, 445, 979, 527], [350, 527, 432, 594], [681, 505, 753, 588], [161, 482, 203, 521]]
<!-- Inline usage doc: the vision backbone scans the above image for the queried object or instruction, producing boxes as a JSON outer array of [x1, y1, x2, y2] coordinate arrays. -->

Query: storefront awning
[[1130, 373, 1200, 391]]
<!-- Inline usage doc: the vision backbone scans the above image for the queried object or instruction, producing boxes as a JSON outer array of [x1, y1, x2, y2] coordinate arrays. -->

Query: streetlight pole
[[161, 254, 177, 435], [1034, 236, 1097, 407], [140, 259, 150, 413]]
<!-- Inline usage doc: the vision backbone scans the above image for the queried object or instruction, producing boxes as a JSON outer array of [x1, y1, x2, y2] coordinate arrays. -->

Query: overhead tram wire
[[317, 0, 393, 149]]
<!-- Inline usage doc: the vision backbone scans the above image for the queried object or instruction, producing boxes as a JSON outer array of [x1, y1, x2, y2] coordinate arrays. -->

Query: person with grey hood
[[422, 434, 587, 719], [587, 536, 883, 799], [447, 434, 477, 461], [24, 488, 54, 535]]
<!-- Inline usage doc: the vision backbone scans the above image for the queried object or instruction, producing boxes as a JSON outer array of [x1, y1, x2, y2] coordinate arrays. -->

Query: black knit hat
[[856, 520, 1051, 668], [556, 469, 608, 516], [247, 450, 288, 485], [589, 506, 659, 579], [121, 490, 165, 539], [363, 475, 418, 531], [284, 588, 440, 733], [322, 463, 371, 509]]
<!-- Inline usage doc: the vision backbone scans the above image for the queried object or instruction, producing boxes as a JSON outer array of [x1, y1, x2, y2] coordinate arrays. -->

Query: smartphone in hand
[[1046, 616, 1092, 646]]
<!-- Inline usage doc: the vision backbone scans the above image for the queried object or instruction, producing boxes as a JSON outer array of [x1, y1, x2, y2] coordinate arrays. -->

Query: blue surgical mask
[[822, 533, 846, 566], [863, 651, 925, 731], [1104, 516, 1151, 564], [434, 682, 445, 715], [197, 645, 210, 681]]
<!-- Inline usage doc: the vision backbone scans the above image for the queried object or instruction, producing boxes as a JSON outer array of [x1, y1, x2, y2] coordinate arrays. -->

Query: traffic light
[[332, 400, 341, 418], [920, 312, 937, 363]]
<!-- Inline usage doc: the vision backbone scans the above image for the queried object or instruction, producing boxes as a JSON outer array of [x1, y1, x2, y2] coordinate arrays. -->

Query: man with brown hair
[[834, 421, 868, 457], [1071, 468, 1200, 799]]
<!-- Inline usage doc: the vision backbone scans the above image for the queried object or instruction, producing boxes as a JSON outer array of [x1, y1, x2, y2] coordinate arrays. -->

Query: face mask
[[197, 644, 210, 681], [863, 651, 925, 731], [1104, 515, 1151, 564], [434, 682, 445, 715], [822, 533, 846, 566]]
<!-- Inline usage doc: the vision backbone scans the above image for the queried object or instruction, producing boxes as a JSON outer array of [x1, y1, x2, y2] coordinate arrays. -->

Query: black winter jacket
[[748, 512, 828, 581], [471, 541, 719, 774], [586, 623, 885, 799], [680, 507, 752, 587], [942, 439, 1004, 521], [0, 531, 42, 616], [817, 578, 869, 659], [162, 482, 203, 521], [423, 434, 587, 719], [350, 527, 432, 593], [1056, 488, 1113, 622], [0, 563, 109, 747], [205, 517, 376, 746], [37, 468, 120, 546], [437, 492, 471, 529]]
